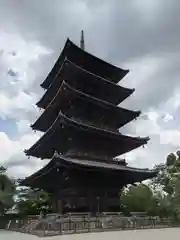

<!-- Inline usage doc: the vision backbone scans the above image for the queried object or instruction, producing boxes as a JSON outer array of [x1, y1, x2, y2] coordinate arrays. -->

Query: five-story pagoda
[[22, 31, 157, 213]]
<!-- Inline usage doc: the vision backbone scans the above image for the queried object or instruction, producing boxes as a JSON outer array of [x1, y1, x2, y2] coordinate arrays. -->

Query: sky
[[0, 0, 180, 178]]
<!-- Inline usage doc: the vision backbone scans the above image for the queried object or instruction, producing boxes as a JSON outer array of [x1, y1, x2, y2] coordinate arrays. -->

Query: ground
[[1, 228, 180, 239]]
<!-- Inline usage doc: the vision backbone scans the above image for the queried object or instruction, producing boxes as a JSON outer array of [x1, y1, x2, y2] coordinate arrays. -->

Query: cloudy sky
[[0, 0, 180, 178]]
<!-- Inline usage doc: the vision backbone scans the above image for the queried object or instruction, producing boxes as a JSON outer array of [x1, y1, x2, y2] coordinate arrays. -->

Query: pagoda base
[[51, 188, 121, 214]]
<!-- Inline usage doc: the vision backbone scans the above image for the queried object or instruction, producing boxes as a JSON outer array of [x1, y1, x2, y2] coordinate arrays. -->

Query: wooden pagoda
[[22, 32, 157, 213]]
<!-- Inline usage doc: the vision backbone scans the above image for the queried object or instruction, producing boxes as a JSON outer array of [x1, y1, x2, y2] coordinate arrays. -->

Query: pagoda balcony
[[32, 81, 140, 132], [25, 112, 149, 159], [37, 58, 134, 109], [41, 39, 129, 89]]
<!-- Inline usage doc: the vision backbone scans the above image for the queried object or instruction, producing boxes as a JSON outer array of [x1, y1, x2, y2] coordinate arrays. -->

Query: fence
[[7, 214, 180, 237]]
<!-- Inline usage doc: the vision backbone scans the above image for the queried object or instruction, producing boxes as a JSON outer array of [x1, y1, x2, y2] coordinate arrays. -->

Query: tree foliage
[[0, 167, 15, 215], [121, 184, 154, 214], [155, 151, 180, 220], [16, 187, 51, 216], [121, 151, 180, 221]]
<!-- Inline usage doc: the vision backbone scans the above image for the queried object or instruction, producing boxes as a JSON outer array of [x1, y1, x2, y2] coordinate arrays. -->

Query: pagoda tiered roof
[[37, 59, 134, 109], [22, 153, 158, 191], [32, 81, 140, 132], [41, 39, 129, 89], [26, 112, 149, 159]]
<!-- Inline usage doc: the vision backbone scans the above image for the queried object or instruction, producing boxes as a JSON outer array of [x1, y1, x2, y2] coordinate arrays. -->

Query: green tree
[[16, 187, 51, 216], [152, 152, 180, 194], [0, 167, 15, 215], [151, 151, 180, 220], [121, 184, 156, 215]]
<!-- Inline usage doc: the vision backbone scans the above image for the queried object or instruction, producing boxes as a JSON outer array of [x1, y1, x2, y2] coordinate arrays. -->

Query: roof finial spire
[[80, 30, 85, 50]]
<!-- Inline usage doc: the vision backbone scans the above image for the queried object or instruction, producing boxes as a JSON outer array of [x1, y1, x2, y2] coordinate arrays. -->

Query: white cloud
[[0, 31, 49, 121], [0, 131, 43, 178], [163, 90, 180, 114], [0, 132, 17, 162], [16, 119, 31, 134], [0, 91, 36, 119], [160, 130, 180, 147], [122, 109, 180, 168], [0, 31, 49, 178], [0, 131, 38, 164], [162, 113, 173, 123]]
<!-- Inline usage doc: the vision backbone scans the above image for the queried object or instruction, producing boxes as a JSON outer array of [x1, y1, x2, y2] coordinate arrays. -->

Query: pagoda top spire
[[80, 30, 85, 50]]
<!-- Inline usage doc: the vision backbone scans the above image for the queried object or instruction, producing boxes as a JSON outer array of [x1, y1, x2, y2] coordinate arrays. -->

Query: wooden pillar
[[87, 189, 97, 215], [102, 189, 108, 212], [88, 189, 93, 213], [97, 189, 108, 213], [51, 194, 57, 213], [51, 192, 64, 214], [57, 199, 63, 214]]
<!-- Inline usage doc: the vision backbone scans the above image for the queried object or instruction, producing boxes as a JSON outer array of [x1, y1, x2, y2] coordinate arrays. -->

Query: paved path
[[1, 228, 180, 239]]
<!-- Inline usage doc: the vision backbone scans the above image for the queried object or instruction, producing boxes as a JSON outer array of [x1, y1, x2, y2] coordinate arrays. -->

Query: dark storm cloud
[[1, 0, 179, 111], [7, 69, 18, 77], [1, 0, 180, 118], [1, 0, 179, 58], [1, 0, 180, 112], [123, 52, 180, 111]]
